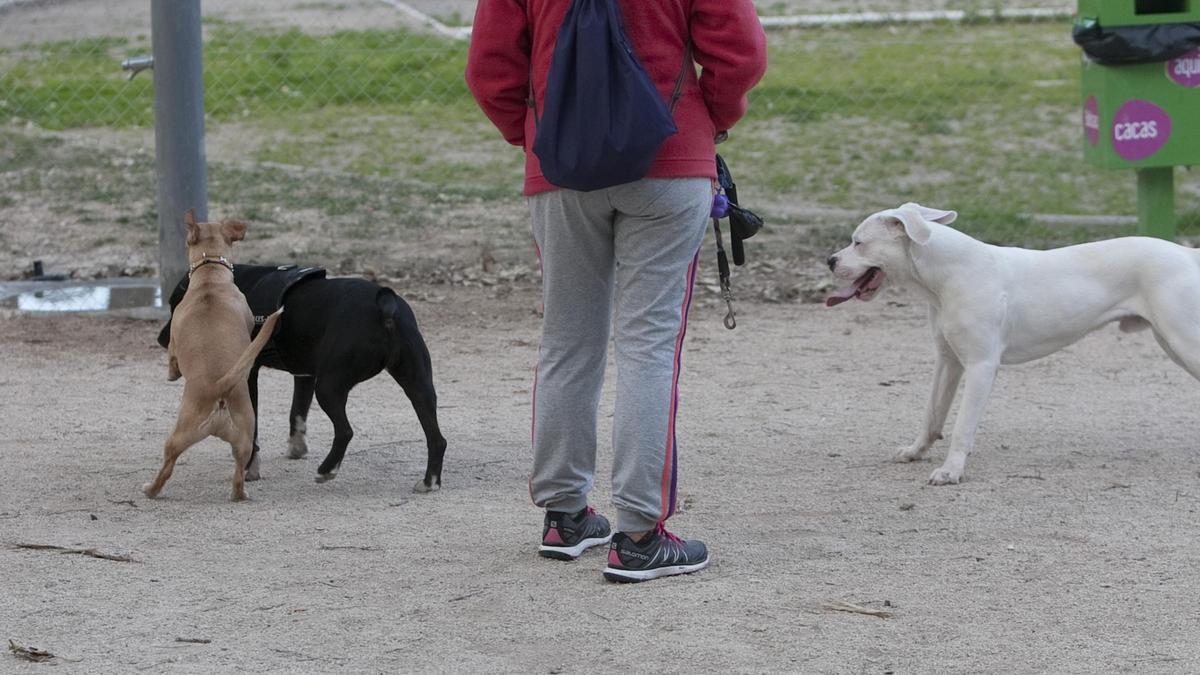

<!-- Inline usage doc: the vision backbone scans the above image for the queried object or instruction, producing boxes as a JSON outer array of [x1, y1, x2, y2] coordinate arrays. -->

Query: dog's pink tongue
[[825, 283, 859, 307]]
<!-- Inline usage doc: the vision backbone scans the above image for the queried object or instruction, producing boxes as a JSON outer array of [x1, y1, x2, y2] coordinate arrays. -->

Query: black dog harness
[[240, 265, 327, 374], [158, 264, 326, 371], [242, 265, 327, 327]]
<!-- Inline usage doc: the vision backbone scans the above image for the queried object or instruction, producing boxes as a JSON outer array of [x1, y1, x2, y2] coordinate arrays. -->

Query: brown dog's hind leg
[[229, 439, 253, 501], [144, 412, 207, 498], [225, 400, 257, 501]]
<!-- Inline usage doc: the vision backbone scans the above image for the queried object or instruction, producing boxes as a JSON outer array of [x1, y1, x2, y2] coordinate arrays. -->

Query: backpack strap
[[525, 0, 540, 128], [528, 64, 540, 128], [529, 19, 690, 125], [667, 39, 692, 114]]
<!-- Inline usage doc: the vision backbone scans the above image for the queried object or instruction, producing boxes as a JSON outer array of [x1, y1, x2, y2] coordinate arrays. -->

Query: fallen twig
[[269, 647, 346, 663], [45, 508, 94, 516], [822, 600, 893, 619], [844, 460, 896, 469], [12, 542, 137, 563], [108, 499, 139, 508], [174, 637, 211, 644], [8, 639, 54, 663], [1006, 474, 1045, 481], [318, 544, 377, 551], [1103, 482, 1131, 491]]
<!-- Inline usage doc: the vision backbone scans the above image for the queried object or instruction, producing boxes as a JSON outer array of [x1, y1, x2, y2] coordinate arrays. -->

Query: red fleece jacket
[[465, 0, 768, 195]]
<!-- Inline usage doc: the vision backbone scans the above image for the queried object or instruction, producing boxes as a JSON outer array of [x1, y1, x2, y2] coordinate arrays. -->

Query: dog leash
[[710, 193, 737, 330]]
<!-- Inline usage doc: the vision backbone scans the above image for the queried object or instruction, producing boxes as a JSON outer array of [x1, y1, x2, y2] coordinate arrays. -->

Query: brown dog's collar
[[188, 254, 234, 277]]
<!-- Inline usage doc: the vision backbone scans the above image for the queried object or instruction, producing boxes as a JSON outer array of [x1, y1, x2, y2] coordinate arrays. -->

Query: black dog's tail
[[376, 288, 430, 372]]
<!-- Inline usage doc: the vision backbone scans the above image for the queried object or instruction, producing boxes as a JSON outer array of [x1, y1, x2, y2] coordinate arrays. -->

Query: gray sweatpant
[[529, 177, 711, 534]]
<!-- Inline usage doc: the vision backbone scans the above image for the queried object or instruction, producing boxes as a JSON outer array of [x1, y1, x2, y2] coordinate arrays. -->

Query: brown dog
[[145, 211, 282, 501]]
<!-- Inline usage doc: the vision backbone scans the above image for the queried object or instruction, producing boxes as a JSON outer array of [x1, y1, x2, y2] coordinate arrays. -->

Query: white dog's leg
[[1143, 278, 1200, 380], [896, 344, 962, 462], [1151, 323, 1200, 382], [929, 361, 997, 485]]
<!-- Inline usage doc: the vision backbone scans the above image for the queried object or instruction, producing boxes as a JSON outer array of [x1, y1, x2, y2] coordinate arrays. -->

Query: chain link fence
[[1, 0, 1197, 282]]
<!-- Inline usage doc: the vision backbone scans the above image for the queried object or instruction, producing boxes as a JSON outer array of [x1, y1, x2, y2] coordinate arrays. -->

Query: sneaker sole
[[602, 557, 710, 583], [537, 534, 612, 560]]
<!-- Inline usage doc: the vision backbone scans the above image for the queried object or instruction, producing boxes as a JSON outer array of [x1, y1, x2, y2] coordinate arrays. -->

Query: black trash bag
[[1073, 19, 1200, 65], [715, 154, 763, 266]]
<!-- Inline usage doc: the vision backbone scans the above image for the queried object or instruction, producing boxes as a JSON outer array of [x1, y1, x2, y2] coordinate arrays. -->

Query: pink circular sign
[[1111, 99, 1171, 161], [1167, 48, 1200, 88], [1083, 95, 1099, 145]]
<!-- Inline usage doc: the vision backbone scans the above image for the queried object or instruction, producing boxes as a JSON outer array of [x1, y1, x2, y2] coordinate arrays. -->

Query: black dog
[[158, 264, 446, 492]]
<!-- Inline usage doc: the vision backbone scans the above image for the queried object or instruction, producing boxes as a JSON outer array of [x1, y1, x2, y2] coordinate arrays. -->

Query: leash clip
[[711, 216, 737, 330], [720, 277, 737, 330]]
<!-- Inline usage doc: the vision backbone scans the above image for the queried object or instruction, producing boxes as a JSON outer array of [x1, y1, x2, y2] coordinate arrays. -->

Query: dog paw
[[893, 444, 929, 463], [927, 466, 963, 485], [412, 479, 441, 494], [141, 482, 160, 499], [287, 434, 308, 459], [314, 472, 337, 483], [244, 455, 261, 482]]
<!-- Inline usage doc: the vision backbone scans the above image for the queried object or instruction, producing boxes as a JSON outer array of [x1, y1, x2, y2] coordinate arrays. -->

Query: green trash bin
[[1075, 0, 1200, 238]]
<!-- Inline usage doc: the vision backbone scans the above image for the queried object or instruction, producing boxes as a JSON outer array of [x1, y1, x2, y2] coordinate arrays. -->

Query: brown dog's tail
[[214, 309, 284, 397]]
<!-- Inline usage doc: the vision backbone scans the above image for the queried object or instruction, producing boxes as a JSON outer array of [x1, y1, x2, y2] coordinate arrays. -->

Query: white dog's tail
[[214, 309, 284, 398]]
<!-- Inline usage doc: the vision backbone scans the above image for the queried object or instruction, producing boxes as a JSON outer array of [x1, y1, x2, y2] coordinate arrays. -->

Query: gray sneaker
[[602, 523, 709, 582], [538, 507, 612, 560]]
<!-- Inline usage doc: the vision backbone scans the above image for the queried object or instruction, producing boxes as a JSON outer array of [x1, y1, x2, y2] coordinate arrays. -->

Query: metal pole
[[151, 0, 208, 300], [1136, 167, 1175, 240]]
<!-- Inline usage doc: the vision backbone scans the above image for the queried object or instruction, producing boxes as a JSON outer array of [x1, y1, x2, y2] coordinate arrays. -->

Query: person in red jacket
[[466, 0, 766, 582]]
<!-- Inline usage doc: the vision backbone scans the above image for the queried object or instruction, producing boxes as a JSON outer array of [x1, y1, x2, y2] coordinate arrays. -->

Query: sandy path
[[2, 283, 1197, 672]]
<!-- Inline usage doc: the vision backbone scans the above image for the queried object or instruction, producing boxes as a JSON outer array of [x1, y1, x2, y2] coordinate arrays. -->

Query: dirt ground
[[2, 279, 1198, 673], [2, 1, 1195, 671]]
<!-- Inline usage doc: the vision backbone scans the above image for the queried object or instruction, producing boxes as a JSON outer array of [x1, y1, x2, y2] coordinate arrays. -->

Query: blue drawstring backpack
[[532, 0, 690, 192]]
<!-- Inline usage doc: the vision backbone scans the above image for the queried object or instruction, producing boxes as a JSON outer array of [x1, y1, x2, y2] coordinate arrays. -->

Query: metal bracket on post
[[120, 55, 154, 80], [1136, 167, 1175, 240]]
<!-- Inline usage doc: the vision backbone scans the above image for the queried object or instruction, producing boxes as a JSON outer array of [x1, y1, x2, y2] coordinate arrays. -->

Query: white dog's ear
[[903, 202, 957, 225], [890, 205, 933, 245]]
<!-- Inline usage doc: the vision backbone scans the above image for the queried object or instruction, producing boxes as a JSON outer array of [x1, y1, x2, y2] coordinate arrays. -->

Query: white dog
[[826, 202, 1200, 485]]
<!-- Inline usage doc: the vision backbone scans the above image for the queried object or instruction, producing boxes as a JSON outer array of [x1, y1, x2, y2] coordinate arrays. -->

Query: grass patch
[[1, 27, 469, 128], [2, 20, 1196, 251], [729, 22, 1131, 218], [245, 101, 522, 200]]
